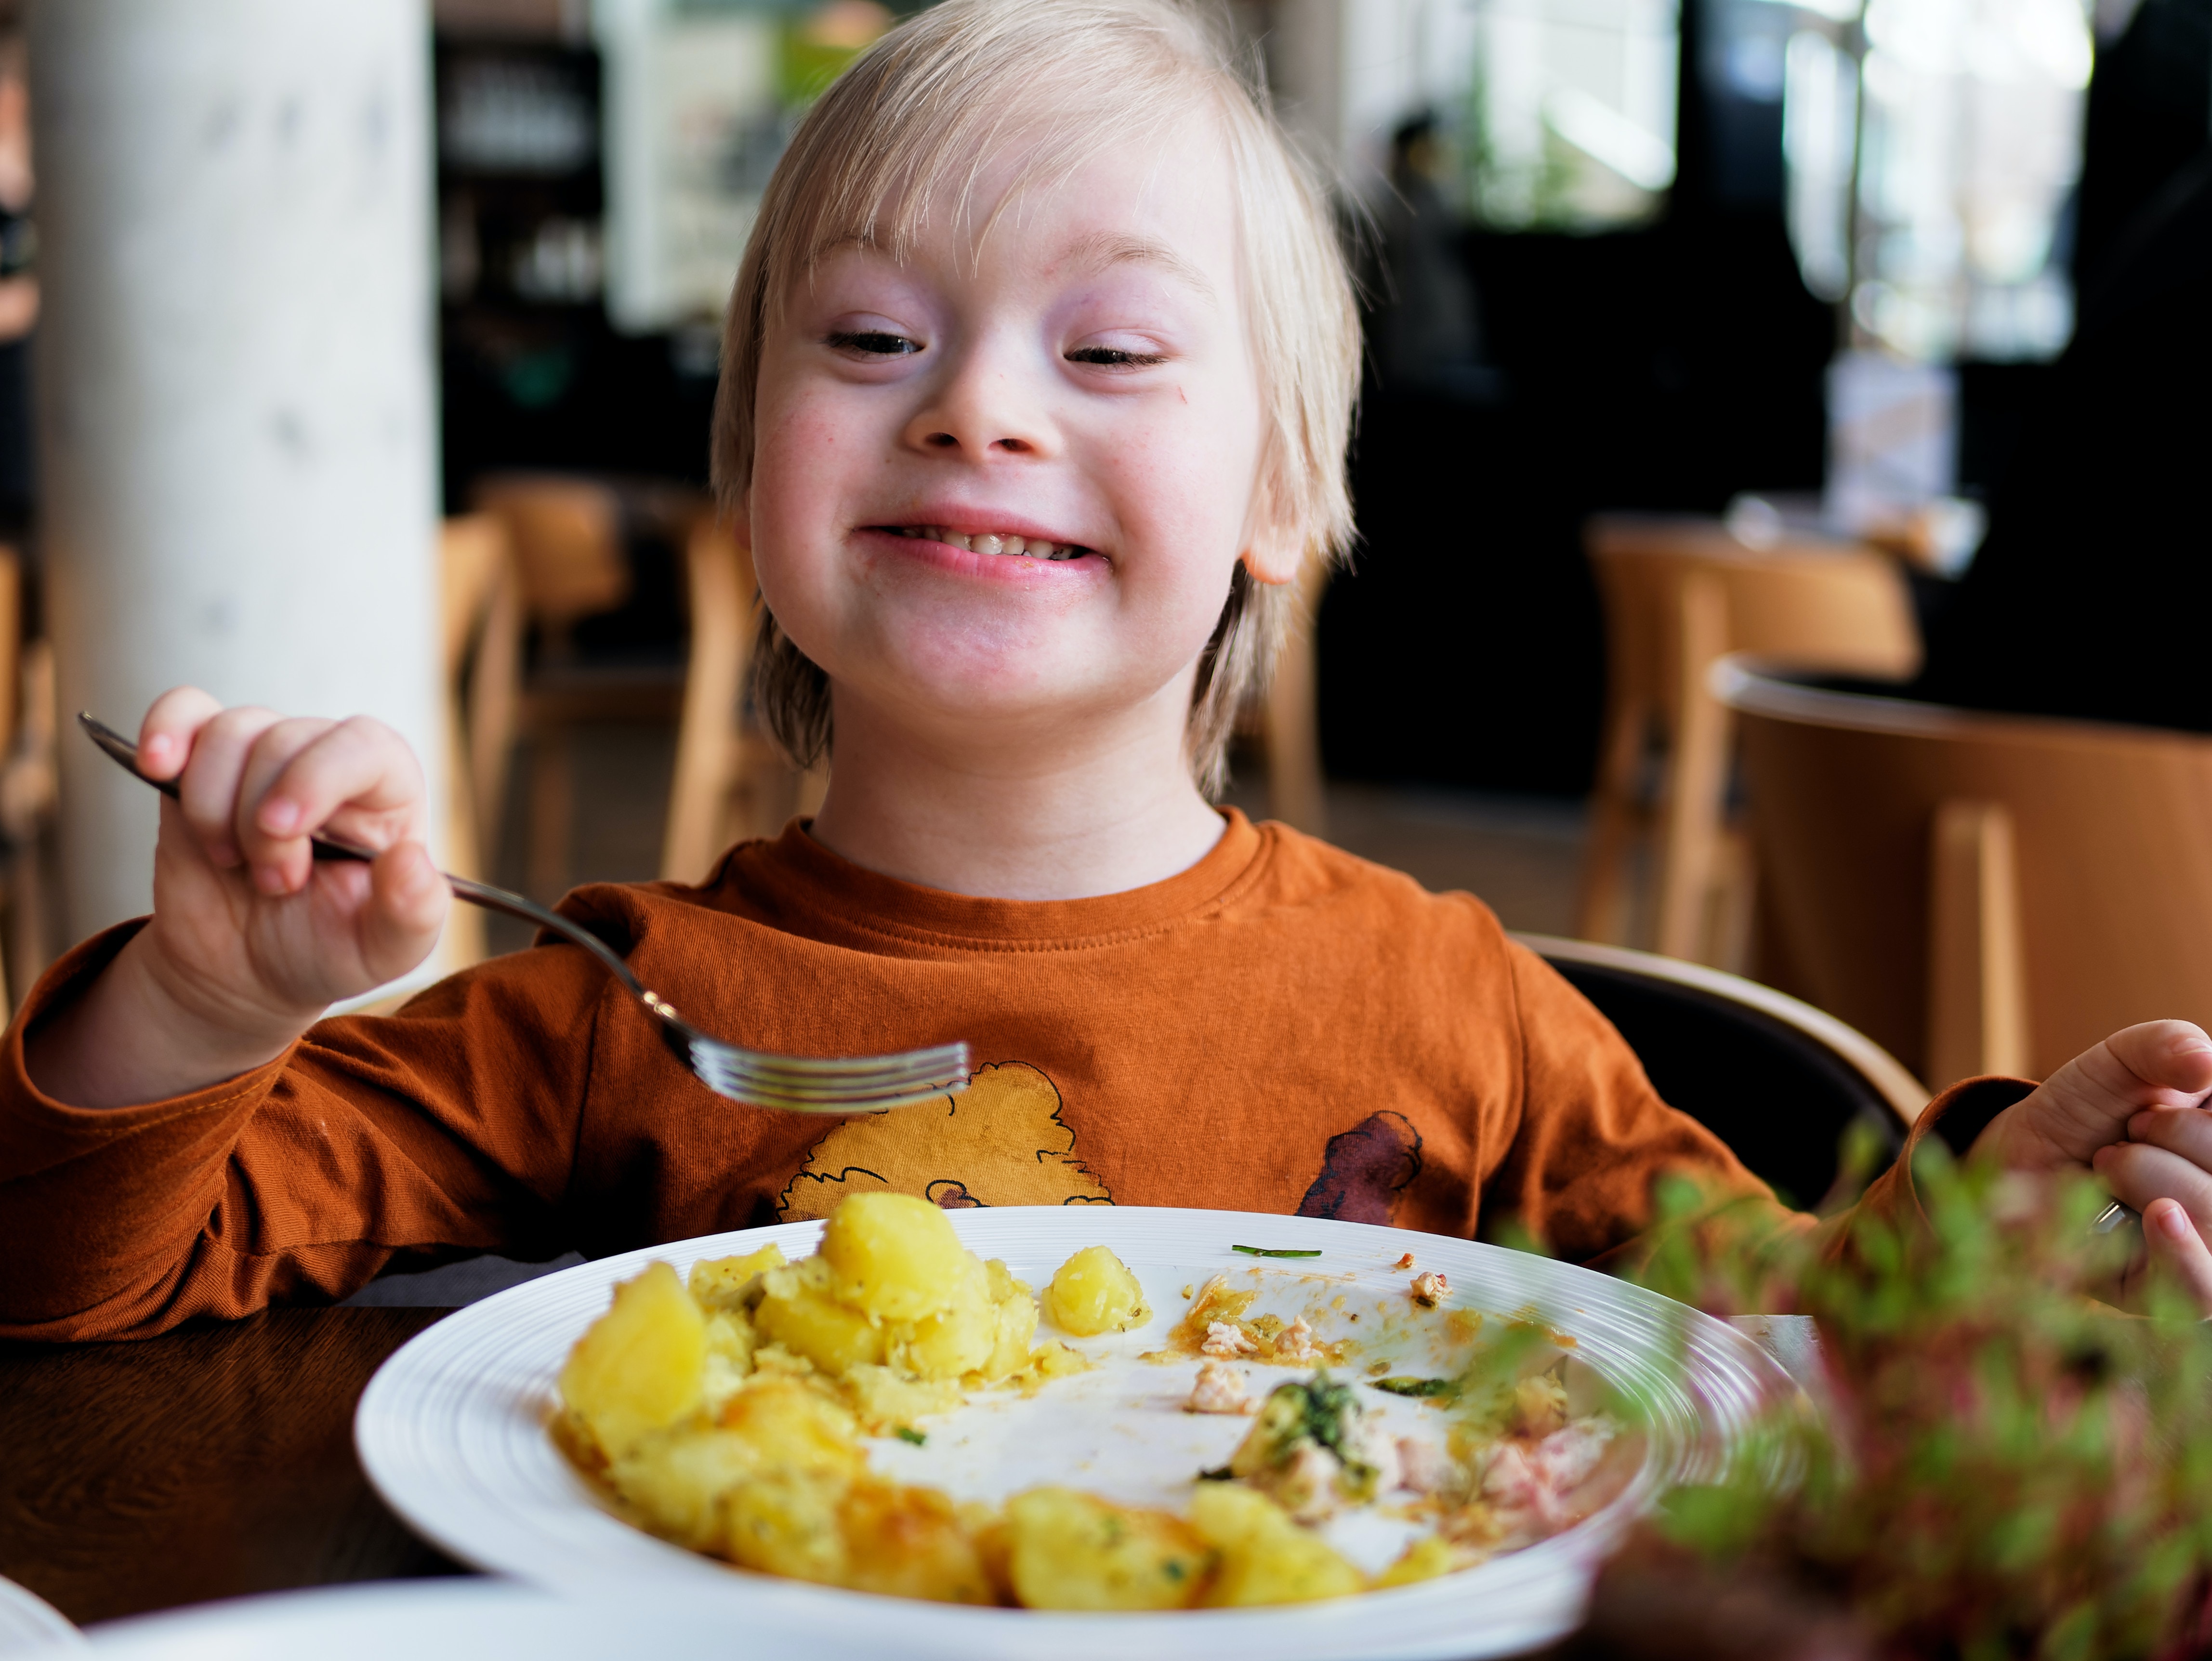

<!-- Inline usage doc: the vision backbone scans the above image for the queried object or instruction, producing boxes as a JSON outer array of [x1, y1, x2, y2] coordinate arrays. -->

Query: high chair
[[1720, 657, 2212, 1088], [434, 514, 526, 969], [1577, 516, 1921, 967], [0, 548, 59, 1012]]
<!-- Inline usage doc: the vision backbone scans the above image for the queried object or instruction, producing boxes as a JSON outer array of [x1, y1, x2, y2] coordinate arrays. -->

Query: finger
[[2142, 1198, 2212, 1316], [137, 687, 226, 783], [253, 715, 428, 851], [2124, 1103, 2212, 1168], [357, 841, 448, 984], [232, 717, 351, 894], [2092, 1139, 2212, 1239], [174, 706, 289, 870], [2013, 1022, 2212, 1163]]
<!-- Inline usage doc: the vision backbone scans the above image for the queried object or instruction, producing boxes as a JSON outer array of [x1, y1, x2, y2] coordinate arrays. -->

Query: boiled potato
[[611, 1425, 776, 1551], [717, 1373, 864, 1476], [1001, 1486, 1210, 1610], [980, 1286, 1040, 1381], [838, 1477, 997, 1604], [820, 1192, 975, 1322], [688, 1245, 786, 1311], [558, 1262, 707, 1460], [755, 1257, 886, 1373], [1372, 1534, 1460, 1589], [887, 1274, 997, 1380], [1189, 1483, 1365, 1607], [720, 1464, 852, 1584], [1043, 1245, 1150, 1336]]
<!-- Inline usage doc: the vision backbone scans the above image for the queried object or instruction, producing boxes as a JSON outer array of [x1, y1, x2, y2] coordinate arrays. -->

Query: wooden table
[[0, 1309, 472, 1626]]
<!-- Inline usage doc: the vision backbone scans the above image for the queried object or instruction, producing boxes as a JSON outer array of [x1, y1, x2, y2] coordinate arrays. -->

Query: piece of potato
[[838, 1477, 998, 1604], [558, 1262, 707, 1460], [820, 1192, 976, 1322], [755, 1257, 886, 1373], [609, 1425, 774, 1551], [887, 1275, 997, 1380], [838, 1364, 961, 1435], [1372, 1534, 1461, 1589], [1001, 1486, 1210, 1610], [1043, 1245, 1150, 1336], [1189, 1483, 1366, 1607], [720, 1464, 852, 1585], [688, 1244, 786, 1311], [717, 1373, 864, 1475], [979, 1285, 1040, 1381]]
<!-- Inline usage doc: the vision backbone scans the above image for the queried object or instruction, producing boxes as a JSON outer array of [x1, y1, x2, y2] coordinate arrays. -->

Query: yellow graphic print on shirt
[[778, 1060, 1113, 1220]]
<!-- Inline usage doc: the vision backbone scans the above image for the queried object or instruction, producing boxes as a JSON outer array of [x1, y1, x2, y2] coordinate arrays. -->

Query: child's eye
[[827, 330, 921, 357], [1066, 345, 1168, 369]]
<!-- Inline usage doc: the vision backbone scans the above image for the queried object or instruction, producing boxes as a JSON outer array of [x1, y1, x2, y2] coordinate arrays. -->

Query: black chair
[[1517, 933, 1927, 1210]]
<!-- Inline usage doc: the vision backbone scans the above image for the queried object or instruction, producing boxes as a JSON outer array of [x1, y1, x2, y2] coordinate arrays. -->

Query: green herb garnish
[[1231, 1244, 1322, 1258], [894, 1426, 927, 1446], [1372, 1375, 1458, 1398]]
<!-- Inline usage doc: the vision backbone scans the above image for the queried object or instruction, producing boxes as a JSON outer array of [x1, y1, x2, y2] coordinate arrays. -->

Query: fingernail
[[260, 799, 299, 834], [2159, 1203, 2192, 1241], [144, 734, 171, 764], [254, 864, 290, 896]]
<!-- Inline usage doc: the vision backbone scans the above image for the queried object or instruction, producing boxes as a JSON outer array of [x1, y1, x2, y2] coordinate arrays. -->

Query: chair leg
[[1926, 798, 2032, 1086], [1655, 574, 1731, 961], [1263, 595, 1328, 836], [526, 734, 575, 901], [1576, 694, 1650, 943]]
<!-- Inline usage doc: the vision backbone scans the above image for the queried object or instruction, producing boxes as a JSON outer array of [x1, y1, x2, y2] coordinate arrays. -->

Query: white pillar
[[32, 0, 444, 948]]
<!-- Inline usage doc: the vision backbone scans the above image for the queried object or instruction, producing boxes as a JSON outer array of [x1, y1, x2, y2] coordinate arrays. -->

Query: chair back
[[1522, 932, 1923, 1208], [1720, 658, 2212, 1086], [469, 474, 629, 633], [1579, 517, 1922, 959]]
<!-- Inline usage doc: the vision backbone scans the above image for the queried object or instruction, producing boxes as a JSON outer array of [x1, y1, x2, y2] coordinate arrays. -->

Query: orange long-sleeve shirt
[[0, 812, 1943, 1342]]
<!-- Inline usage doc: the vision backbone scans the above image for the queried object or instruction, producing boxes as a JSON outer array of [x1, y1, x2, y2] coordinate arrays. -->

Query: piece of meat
[[1409, 1270, 1449, 1307], [1394, 1252, 1416, 1270], [1202, 1320, 1257, 1358], [1273, 1316, 1319, 1361], [1396, 1436, 1461, 1497], [1274, 1442, 1343, 1523], [1186, 1360, 1256, 1414]]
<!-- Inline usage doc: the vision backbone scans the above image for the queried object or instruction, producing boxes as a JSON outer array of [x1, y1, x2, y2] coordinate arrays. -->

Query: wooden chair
[[1719, 657, 2212, 1089], [0, 545, 58, 1011], [469, 474, 691, 899], [1252, 558, 1330, 836], [1577, 516, 1922, 966], [659, 514, 827, 884], [433, 514, 526, 969], [1522, 931, 1925, 1207]]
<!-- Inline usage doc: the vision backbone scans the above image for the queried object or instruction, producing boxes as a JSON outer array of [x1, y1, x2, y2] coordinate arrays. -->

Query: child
[[5, 0, 2209, 1342]]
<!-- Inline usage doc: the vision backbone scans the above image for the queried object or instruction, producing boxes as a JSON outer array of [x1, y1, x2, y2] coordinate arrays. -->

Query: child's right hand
[[24, 688, 449, 1108]]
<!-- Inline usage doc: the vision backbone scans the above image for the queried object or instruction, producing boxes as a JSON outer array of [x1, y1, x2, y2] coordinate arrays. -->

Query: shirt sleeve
[[0, 922, 611, 1342], [1484, 940, 1793, 1264]]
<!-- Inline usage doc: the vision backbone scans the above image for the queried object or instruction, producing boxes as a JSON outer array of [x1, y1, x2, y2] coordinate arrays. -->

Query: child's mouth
[[885, 526, 1085, 562]]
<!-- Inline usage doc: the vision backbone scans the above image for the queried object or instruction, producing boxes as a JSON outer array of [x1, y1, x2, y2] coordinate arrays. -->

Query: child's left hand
[[1972, 1020, 2212, 1312]]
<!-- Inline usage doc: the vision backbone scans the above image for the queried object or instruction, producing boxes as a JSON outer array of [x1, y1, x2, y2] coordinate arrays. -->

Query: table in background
[[0, 1309, 469, 1625]]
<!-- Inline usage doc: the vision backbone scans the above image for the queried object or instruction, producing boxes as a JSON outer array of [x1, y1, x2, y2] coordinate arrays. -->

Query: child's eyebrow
[[1063, 231, 1215, 300]]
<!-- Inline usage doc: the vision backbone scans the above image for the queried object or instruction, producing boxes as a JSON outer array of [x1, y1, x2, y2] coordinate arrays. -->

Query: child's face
[[745, 122, 1271, 752]]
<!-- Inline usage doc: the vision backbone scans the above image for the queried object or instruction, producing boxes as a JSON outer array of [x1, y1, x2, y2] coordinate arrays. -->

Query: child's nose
[[902, 355, 1058, 461]]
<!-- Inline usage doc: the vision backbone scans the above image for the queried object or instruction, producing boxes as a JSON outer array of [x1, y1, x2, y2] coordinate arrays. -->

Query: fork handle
[[78, 713, 652, 1003]]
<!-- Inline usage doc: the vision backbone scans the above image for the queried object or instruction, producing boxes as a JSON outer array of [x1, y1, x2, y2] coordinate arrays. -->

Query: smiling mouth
[[885, 526, 1087, 561]]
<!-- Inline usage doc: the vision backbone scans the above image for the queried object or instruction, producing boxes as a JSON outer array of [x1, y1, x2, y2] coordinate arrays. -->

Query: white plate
[[39, 1582, 856, 1661], [0, 1576, 79, 1654], [357, 1208, 1792, 1661]]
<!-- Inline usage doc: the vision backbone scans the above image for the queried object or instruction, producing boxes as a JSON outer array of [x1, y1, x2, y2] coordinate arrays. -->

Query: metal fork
[[80, 714, 969, 1113]]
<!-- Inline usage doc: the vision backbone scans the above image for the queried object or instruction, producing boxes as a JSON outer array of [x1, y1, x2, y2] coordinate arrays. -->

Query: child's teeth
[[942, 531, 973, 551], [896, 527, 1077, 558], [974, 534, 1003, 556]]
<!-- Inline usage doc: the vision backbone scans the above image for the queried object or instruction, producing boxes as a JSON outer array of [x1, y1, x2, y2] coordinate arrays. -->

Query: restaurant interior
[[4, 0, 2212, 1654]]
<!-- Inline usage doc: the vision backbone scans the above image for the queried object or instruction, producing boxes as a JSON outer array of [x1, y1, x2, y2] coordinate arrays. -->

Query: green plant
[[1622, 1139, 2212, 1661]]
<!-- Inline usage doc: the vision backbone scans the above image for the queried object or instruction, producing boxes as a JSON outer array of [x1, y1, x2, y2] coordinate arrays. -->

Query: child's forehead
[[807, 114, 1238, 281]]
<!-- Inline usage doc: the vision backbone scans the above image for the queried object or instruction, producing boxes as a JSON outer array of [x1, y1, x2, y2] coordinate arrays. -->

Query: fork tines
[[685, 1035, 971, 1113]]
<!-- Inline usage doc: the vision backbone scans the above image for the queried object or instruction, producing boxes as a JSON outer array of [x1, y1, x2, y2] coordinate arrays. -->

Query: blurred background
[[0, 0, 2206, 1097]]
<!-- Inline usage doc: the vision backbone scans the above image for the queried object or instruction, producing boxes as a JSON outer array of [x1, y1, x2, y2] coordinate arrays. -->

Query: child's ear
[[1239, 523, 1304, 586]]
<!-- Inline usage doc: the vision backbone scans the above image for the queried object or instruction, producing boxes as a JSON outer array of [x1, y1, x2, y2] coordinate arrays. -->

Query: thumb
[[358, 842, 448, 983]]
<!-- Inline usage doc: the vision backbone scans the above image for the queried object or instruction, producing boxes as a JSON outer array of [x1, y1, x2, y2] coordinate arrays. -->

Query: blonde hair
[[711, 0, 1360, 795]]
